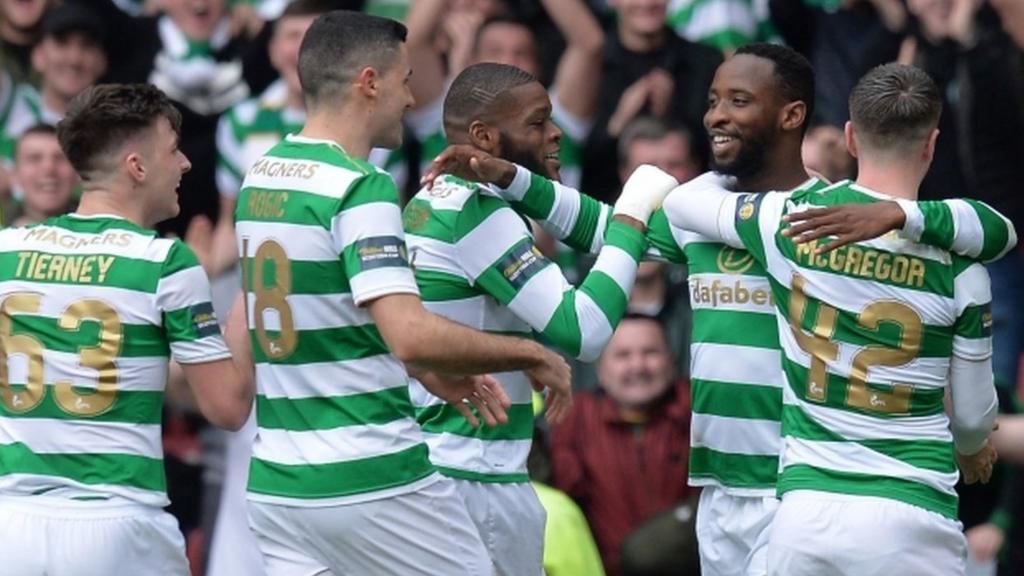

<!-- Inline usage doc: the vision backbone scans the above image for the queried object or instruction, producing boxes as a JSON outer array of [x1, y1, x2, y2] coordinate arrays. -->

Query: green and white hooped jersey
[[235, 134, 438, 507], [667, 0, 780, 52], [498, 173, 1014, 497], [217, 80, 408, 200], [730, 181, 993, 518], [0, 215, 230, 507], [402, 171, 646, 482]]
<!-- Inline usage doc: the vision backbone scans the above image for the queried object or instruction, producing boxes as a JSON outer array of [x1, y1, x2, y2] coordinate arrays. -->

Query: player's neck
[[75, 190, 148, 228], [854, 163, 921, 201], [301, 109, 372, 160]]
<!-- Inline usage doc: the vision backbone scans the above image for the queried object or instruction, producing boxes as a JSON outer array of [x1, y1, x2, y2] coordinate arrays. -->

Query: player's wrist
[[494, 163, 531, 201]]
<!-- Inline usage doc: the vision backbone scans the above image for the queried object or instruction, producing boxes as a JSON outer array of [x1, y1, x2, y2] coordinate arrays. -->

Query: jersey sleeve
[[899, 198, 1017, 262], [949, 259, 998, 453], [663, 172, 746, 249], [215, 108, 245, 199], [499, 166, 685, 263], [455, 195, 647, 362], [333, 172, 420, 306], [951, 260, 994, 362], [156, 240, 231, 364]]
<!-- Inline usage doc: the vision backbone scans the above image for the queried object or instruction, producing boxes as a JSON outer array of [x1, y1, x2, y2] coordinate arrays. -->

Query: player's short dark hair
[[443, 62, 536, 138], [735, 42, 815, 134], [297, 10, 407, 108], [849, 63, 942, 151], [473, 15, 535, 56], [617, 117, 695, 168], [57, 83, 181, 180]]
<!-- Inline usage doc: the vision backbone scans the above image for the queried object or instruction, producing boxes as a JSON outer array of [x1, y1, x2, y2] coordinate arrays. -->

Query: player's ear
[[844, 121, 859, 159], [354, 66, 380, 98], [780, 101, 806, 133], [922, 128, 939, 164], [468, 120, 499, 154], [125, 151, 146, 184]]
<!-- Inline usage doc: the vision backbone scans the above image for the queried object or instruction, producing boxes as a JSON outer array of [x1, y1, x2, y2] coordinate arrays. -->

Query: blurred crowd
[[0, 0, 1022, 575]]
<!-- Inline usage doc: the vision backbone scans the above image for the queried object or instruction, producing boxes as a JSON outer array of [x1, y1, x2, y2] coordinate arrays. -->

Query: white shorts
[[248, 477, 493, 576], [696, 486, 778, 576], [769, 490, 967, 576], [0, 496, 189, 576], [455, 478, 547, 576]]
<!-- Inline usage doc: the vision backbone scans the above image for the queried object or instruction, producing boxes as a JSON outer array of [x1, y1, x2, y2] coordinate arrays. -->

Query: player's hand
[[418, 372, 512, 428], [781, 200, 905, 254], [614, 165, 679, 227], [958, 439, 998, 484], [420, 145, 518, 189], [525, 349, 572, 425]]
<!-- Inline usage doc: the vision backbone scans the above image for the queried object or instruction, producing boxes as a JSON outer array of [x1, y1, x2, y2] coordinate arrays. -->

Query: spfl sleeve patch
[[496, 241, 548, 290], [356, 236, 410, 271], [190, 302, 221, 338]]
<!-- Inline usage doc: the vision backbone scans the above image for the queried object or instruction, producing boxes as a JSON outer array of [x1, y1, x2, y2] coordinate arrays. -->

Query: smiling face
[[490, 81, 562, 179], [704, 53, 783, 179], [35, 31, 107, 104], [15, 130, 76, 218], [137, 116, 191, 226], [597, 317, 675, 410]]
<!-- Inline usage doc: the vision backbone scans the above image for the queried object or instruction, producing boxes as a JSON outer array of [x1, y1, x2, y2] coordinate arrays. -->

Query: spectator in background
[[582, 0, 721, 203], [770, 0, 907, 126], [406, 0, 603, 192], [668, 0, 779, 53], [22, 4, 108, 125], [0, 0, 49, 85], [80, 0, 260, 238], [0, 70, 43, 209], [7, 123, 76, 227], [618, 116, 698, 376], [551, 315, 693, 575], [903, 0, 1024, 393], [801, 122, 854, 182], [209, 0, 330, 278]]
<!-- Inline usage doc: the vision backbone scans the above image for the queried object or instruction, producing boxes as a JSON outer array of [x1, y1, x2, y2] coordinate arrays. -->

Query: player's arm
[[783, 198, 1017, 262], [949, 261, 1000, 484], [662, 171, 748, 249], [159, 242, 253, 431], [341, 172, 572, 421], [543, 0, 604, 123], [454, 195, 650, 363], [422, 145, 684, 261]]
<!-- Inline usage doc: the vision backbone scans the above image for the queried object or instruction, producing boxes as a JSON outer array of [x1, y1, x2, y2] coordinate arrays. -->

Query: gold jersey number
[[789, 274, 919, 414], [241, 238, 297, 359], [1, 295, 122, 416]]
